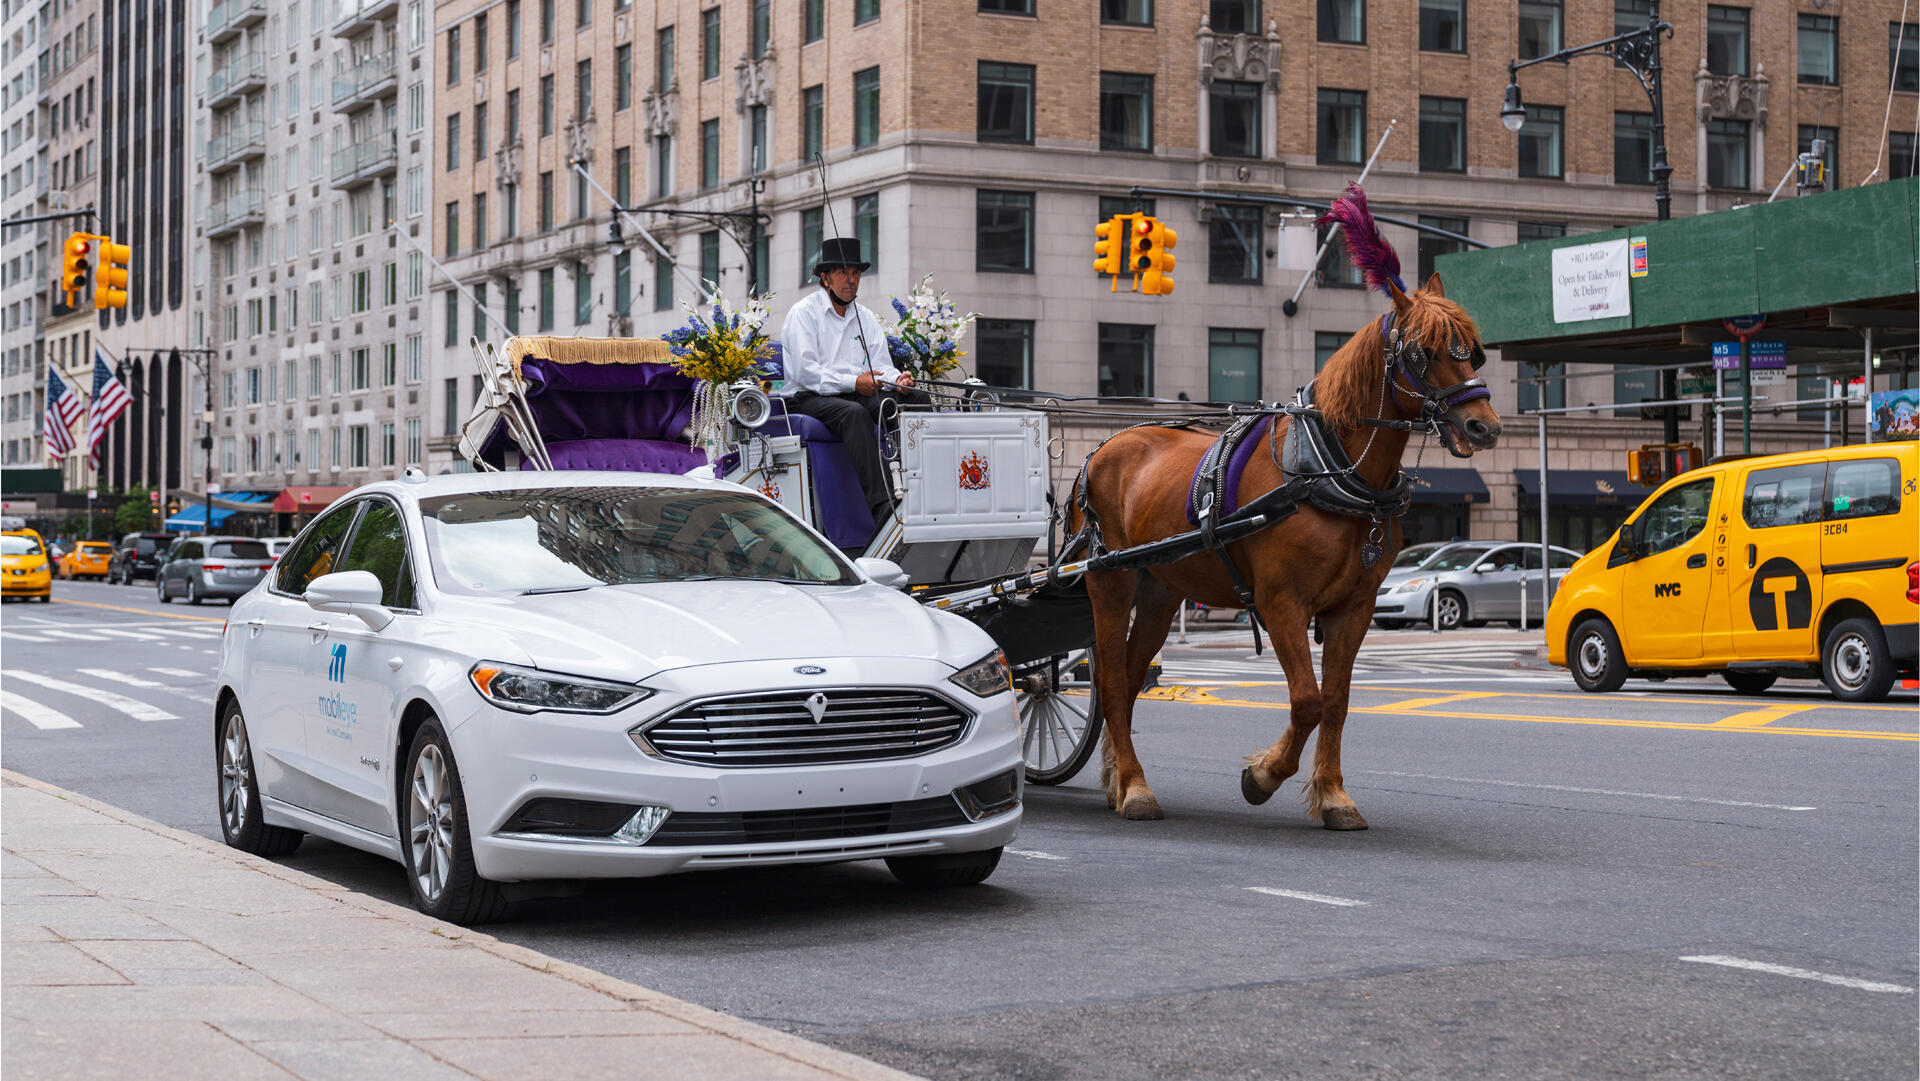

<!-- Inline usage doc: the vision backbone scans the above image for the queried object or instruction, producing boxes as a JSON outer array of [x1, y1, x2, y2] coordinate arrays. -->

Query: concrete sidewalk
[[0, 771, 924, 1081]]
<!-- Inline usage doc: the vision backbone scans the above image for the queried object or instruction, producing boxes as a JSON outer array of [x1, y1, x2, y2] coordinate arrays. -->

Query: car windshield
[[1423, 544, 1494, 571], [1390, 544, 1441, 569], [1, 536, 42, 556], [209, 541, 270, 559], [418, 486, 859, 594], [81, 543, 110, 553]]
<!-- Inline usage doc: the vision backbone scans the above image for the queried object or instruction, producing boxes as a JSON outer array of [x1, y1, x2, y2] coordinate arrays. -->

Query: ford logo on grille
[[793, 665, 827, 676]]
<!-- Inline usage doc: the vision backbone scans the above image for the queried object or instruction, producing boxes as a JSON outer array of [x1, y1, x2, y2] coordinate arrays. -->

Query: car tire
[[157, 578, 171, 603], [1722, 671, 1777, 695], [402, 719, 510, 925], [1568, 618, 1628, 693], [886, 846, 1003, 889], [1433, 590, 1465, 631], [1822, 617, 1895, 703], [217, 701, 303, 858], [184, 579, 200, 605]]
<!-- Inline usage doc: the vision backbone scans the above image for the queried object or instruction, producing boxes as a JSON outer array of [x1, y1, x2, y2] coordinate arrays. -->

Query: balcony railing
[[206, 189, 266, 236], [329, 132, 399, 186], [207, 0, 267, 42], [206, 123, 267, 170], [332, 0, 400, 35], [205, 51, 265, 106], [331, 52, 398, 108]]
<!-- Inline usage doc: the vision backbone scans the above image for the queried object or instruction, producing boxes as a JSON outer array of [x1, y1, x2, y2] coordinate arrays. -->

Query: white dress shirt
[[775, 287, 900, 396]]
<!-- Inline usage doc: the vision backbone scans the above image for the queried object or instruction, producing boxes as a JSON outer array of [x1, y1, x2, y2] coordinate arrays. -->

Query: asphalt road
[[4, 579, 1916, 1081]]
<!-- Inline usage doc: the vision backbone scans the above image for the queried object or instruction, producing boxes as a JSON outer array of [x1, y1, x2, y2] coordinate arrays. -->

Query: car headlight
[[469, 662, 652, 714], [1395, 578, 1429, 593], [949, 650, 1012, 698]]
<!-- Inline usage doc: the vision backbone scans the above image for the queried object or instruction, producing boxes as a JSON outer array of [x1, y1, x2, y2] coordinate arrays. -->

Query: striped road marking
[[148, 667, 205, 678], [0, 691, 82, 730], [1246, 886, 1369, 908], [1680, 955, 1914, 994], [76, 669, 168, 689], [1359, 770, 1816, 811], [0, 631, 49, 642], [50, 598, 223, 622], [1007, 849, 1067, 861], [0, 671, 178, 722]]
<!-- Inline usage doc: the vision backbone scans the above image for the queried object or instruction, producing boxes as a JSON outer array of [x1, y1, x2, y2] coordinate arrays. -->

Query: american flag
[[88, 347, 133, 471], [43, 362, 82, 460]]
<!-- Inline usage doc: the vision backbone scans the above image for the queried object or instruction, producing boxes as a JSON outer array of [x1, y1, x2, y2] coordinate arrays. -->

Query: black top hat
[[811, 237, 871, 276]]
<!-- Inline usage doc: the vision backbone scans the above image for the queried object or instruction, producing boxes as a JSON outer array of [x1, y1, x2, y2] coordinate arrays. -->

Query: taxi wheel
[[1722, 671, 1777, 695], [218, 701, 304, 858], [887, 846, 1003, 889], [402, 719, 509, 925], [1569, 618, 1627, 693], [1822, 618, 1895, 703]]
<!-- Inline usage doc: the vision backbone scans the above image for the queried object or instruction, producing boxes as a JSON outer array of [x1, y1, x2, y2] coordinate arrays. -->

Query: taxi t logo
[[327, 643, 348, 682]]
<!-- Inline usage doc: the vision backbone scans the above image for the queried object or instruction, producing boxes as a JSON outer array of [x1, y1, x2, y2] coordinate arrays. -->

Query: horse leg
[[1239, 599, 1324, 808], [1086, 568, 1165, 820], [1303, 600, 1374, 830]]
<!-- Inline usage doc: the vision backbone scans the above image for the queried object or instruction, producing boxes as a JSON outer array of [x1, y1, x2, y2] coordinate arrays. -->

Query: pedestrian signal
[[95, 238, 131, 310]]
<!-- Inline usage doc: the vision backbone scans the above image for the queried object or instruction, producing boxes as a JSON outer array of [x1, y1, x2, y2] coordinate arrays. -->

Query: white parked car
[[215, 471, 1023, 923]]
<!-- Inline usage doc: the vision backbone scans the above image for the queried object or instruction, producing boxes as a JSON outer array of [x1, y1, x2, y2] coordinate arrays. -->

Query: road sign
[[1711, 341, 1786, 370], [1722, 313, 1767, 337]]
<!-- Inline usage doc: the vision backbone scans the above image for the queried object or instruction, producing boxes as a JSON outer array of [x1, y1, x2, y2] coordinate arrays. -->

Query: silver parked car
[[1375, 541, 1582, 630], [157, 536, 275, 605]]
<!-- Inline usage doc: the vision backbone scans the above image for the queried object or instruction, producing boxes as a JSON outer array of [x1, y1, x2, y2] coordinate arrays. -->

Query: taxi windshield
[[418, 486, 858, 595], [1424, 544, 1493, 571], [1, 535, 43, 556]]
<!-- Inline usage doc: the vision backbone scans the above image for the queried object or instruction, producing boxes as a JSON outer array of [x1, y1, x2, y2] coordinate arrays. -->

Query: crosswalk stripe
[[0, 631, 49, 642], [148, 667, 205, 678], [36, 629, 105, 641], [0, 670, 178, 722], [94, 628, 169, 640], [0, 691, 83, 730], [77, 668, 168, 688]]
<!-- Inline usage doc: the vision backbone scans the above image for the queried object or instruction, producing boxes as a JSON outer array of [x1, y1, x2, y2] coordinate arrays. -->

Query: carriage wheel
[[1016, 653, 1102, 786]]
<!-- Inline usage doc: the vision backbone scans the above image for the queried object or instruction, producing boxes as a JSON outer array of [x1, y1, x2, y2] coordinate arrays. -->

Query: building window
[[855, 193, 879, 271], [538, 170, 553, 230], [446, 114, 461, 170], [700, 231, 721, 286], [1313, 331, 1347, 371], [973, 319, 1032, 389], [976, 190, 1033, 273], [540, 75, 555, 136], [1518, 361, 1567, 412], [854, 66, 880, 148], [751, 0, 770, 57], [1209, 80, 1261, 158], [1211, 1, 1259, 33], [1797, 125, 1838, 188], [475, 12, 489, 71], [1097, 324, 1153, 398], [1614, 111, 1654, 184], [577, 0, 590, 30], [444, 201, 459, 255], [540, 0, 554, 43], [576, 59, 593, 120], [654, 137, 674, 198], [574, 262, 592, 324], [1100, 73, 1153, 152], [1895, 23, 1920, 93], [1420, 0, 1463, 52], [474, 103, 490, 161], [380, 422, 396, 467], [806, 0, 825, 40], [1797, 14, 1837, 86], [1707, 6, 1748, 76], [614, 251, 632, 315], [1517, 104, 1563, 179], [351, 347, 371, 390], [803, 85, 824, 160], [443, 378, 460, 435], [447, 25, 461, 83], [750, 104, 768, 173], [471, 283, 488, 342], [406, 418, 422, 465], [1100, 0, 1151, 27], [978, 62, 1035, 144], [1317, 0, 1363, 44], [1418, 96, 1464, 172], [854, 0, 879, 24], [1208, 328, 1261, 404], [538, 267, 555, 330], [614, 147, 632, 206], [1416, 215, 1467, 283], [616, 44, 633, 109], [1518, 0, 1561, 60], [657, 26, 676, 92], [1315, 224, 1364, 287], [1208, 203, 1262, 284], [701, 118, 720, 188], [701, 7, 720, 79], [350, 425, 369, 469], [1706, 118, 1750, 188], [1316, 88, 1365, 164], [799, 207, 823, 285], [444, 290, 460, 346], [504, 280, 521, 334], [1891, 131, 1918, 180], [507, 0, 521, 57], [654, 254, 674, 311], [1517, 221, 1566, 243]]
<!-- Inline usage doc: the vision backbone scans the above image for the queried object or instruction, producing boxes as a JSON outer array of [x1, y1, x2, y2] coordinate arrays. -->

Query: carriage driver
[[776, 236, 931, 526]]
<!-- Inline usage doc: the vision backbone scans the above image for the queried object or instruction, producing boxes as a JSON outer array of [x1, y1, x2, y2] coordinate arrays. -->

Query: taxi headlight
[[1394, 578, 1429, 593], [469, 662, 652, 714], [949, 650, 1012, 698]]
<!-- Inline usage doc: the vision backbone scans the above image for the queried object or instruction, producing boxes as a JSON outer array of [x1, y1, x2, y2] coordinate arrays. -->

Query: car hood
[[2, 555, 45, 568], [441, 579, 984, 680]]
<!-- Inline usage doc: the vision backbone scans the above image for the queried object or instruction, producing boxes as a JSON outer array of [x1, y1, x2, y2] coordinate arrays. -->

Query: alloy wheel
[[408, 744, 454, 905], [219, 714, 251, 836]]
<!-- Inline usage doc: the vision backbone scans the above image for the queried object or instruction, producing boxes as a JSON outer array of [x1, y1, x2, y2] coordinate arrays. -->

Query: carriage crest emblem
[[759, 478, 782, 501], [958, 451, 991, 490]]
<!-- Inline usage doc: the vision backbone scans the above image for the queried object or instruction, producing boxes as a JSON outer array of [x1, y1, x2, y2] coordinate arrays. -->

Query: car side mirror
[[854, 557, 910, 588], [305, 570, 394, 631], [1472, 565, 1491, 574]]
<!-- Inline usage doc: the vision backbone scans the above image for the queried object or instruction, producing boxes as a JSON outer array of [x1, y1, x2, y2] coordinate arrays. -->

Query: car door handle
[[1687, 553, 1707, 569], [246, 618, 264, 639], [1747, 543, 1757, 569], [307, 621, 329, 642], [386, 656, 405, 671]]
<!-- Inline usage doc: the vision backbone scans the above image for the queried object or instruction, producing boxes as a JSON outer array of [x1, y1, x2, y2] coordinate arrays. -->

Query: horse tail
[[1315, 184, 1404, 297]]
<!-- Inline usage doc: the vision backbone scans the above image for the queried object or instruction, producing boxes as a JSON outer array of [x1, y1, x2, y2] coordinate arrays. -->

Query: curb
[[0, 769, 926, 1081]]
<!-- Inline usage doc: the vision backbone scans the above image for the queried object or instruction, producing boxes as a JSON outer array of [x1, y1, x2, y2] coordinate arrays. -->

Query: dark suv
[[108, 532, 175, 584]]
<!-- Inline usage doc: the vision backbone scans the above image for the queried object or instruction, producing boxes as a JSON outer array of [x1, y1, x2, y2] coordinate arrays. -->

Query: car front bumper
[[1373, 588, 1433, 618], [451, 656, 1025, 882], [2, 570, 51, 596]]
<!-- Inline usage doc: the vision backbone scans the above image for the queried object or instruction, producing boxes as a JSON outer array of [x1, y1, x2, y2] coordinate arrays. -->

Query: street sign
[[87, 489, 97, 499], [1711, 341, 1786, 370], [1679, 373, 1713, 395], [207, 482, 222, 494], [1722, 313, 1767, 337]]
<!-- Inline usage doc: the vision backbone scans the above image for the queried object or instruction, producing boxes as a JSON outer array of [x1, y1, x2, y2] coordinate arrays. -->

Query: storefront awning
[[1514, 470, 1652, 507], [271, 486, 354, 513], [1406, 468, 1490, 504], [164, 491, 276, 531]]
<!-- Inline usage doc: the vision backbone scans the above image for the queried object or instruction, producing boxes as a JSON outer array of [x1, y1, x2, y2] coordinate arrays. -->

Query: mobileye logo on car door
[[327, 643, 348, 682], [805, 692, 829, 724], [793, 665, 827, 676]]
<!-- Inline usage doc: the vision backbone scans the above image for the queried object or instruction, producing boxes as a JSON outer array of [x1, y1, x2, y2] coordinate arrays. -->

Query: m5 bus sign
[[1711, 341, 1786, 371]]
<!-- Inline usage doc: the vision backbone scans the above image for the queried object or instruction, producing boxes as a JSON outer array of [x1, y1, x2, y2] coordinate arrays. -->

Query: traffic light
[[94, 237, 131, 310], [1094, 214, 1128, 289], [1128, 216, 1154, 279], [61, 233, 92, 307], [1141, 218, 1178, 296]]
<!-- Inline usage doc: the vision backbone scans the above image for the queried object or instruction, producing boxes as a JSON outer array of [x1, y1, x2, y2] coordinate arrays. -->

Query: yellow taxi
[[1, 528, 54, 603], [59, 540, 113, 580], [1548, 442, 1917, 702]]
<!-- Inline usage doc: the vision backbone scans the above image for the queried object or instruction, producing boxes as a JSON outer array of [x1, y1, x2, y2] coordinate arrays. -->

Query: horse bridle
[[1379, 311, 1491, 433]]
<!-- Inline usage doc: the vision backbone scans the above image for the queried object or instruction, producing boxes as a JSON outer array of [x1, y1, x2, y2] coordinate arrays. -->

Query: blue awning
[[163, 491, 276, 531], [1405, 468, 1491, 504], [1514, 470, 1653, 507]]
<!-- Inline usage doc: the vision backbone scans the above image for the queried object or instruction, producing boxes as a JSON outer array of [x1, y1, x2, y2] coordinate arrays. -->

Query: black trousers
[[790, 387, 931, 520]]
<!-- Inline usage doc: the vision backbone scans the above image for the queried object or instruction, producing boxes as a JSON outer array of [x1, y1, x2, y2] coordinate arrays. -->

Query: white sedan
[[215, 471, 1023, 923]]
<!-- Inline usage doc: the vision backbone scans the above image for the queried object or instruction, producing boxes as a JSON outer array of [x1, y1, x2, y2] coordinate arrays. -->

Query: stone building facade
[[1, 0, 45, 469], [38, 0, 102, 494]]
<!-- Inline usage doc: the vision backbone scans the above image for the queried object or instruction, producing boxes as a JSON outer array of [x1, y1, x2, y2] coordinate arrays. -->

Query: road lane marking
[[148, 667, 205, 678], [1680, 955, 1914, 994], [0, 691, 82, 730], [0, 631, 49, 642], [36, 629, 104, 641], [1358, 770, 1816, 811], [1373, 691, 1500, 710], [1007, 849, 1066, 861], [93, 628, 169, 640], [77, 669, 167, 688], [1246, 886, 1368, 908], [49, 598, 224, 623], [1714, 703, 1822, 728], [0, 671, 178, 722]]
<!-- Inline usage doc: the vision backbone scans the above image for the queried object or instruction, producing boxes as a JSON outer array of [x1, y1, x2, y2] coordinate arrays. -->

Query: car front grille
[[646, 795, 969, 846], [637, 688, 972, 767]]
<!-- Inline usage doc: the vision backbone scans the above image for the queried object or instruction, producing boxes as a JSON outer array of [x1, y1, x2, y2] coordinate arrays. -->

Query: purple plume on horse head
[[1314, 184, 1405, 297]]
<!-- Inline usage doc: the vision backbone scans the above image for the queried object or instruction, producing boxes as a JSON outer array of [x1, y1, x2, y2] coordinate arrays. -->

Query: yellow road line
[[1372, 691, 1500, 711], [1714, 703, 1823, 728], [49, 598, 225, 623]]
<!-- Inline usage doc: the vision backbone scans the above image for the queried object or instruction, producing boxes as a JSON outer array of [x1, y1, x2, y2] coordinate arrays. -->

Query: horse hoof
[[1321, 807, 1369, 831], [1240, 767, 1274, 806], [1121, 795, 1165, 821]]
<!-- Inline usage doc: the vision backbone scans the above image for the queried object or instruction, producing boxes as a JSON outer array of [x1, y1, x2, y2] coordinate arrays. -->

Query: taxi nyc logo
[[327, 643, 347, 682]]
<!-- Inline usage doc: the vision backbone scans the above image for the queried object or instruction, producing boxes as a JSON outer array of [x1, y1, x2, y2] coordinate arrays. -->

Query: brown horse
[[1070, 194, 1502, 829]]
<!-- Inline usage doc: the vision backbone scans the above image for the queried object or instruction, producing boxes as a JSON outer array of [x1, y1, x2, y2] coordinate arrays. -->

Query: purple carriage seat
[[760, 346, 876, 549], [481, 337, 709, 476]]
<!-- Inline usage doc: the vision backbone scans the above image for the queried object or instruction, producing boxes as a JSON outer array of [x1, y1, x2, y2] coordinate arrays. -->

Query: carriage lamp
[[1500, 81, 1526, 133]]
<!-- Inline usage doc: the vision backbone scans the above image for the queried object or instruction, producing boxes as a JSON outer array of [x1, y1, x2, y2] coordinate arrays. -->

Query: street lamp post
[[1503, 0, 1677, 438]]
